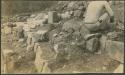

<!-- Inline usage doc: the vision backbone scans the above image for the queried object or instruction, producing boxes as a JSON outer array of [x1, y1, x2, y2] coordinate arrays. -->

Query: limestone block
[[48, 11, 58, 24]]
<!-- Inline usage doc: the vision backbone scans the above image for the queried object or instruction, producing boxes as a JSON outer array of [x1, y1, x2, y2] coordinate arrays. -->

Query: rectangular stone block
[[48, 11, 58, 24]]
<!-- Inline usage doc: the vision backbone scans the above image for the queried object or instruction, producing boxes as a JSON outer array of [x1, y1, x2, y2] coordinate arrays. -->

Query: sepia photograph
[[1, 0, 124, 74]]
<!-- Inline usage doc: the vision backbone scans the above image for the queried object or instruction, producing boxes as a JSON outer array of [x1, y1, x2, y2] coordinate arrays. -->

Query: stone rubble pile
[[1, 1, 124, 73]]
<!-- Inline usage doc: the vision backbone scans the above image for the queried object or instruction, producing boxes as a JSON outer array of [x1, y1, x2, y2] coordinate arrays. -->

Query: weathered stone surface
[[4, 26, 12, 34], [67, 2, 76, 10], [48, 11, 59, 24], [14, 14, 29, 22], [84, 33, 101, 41], [7, 22, 16, 27], [53, 44, 59, 53], [34, 43, 39, 53], [32, 34, 41, 43], [30, 14, 36, 18], [86, 37, 100, 53], [30, 24, 37, 29], [18, 38, 25, 43], [17, 26, 24, 39], [34, 44, 53, 73], [26, 45, 34, 52], [42, 62, 51, 73], [2, 49, 16, 73], [1, 51, 6, 74], [54, 43, 69, 59], [35, 25, 51, 41], [60, 12, 71, 19], [105, 40, 124, 63], [74, 10, 83, 18], [116, 22, 124, 31], [26, 33, 36, 51], [34, 13, 48, 20], [32, 29, 49, 42], [15, 22, 30, 35], [48, 29, 60, 45], [62, 19, 82, 32], [107, 31, 124, 42], [99, 35, 107, 53], [34, 46, 45, 73], [27, 35, 32, 46], [23, 26, 31, 32], [113, 64, 123, 73]]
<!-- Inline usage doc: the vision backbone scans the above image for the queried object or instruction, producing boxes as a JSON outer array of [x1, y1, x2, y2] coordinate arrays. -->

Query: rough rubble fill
[[1, 1, 124, 73]]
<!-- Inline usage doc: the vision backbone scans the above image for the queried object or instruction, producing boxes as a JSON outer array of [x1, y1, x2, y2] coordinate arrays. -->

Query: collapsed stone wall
[[1, 1, 124, 73]]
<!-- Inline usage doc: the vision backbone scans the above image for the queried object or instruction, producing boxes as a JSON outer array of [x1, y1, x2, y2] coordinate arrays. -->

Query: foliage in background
[[2, 1, 57, 16]]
